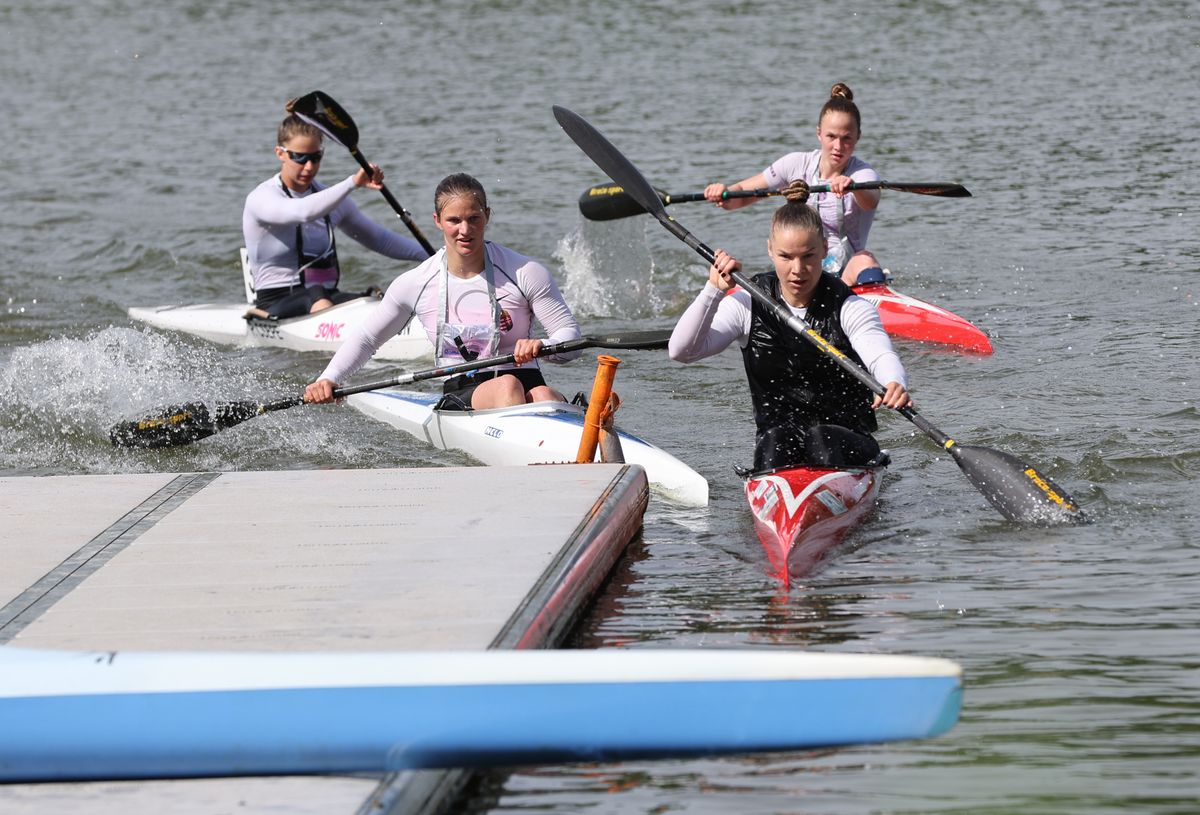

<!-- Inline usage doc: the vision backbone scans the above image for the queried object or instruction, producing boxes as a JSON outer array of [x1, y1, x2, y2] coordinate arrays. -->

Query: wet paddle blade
[[290, 90, 359, 149], [109, 402, 217, 449], [555, 108, 666, 219], [950, 444, 1086, 525], [579, 330, 673, 350], [109, 401, 264, 449]]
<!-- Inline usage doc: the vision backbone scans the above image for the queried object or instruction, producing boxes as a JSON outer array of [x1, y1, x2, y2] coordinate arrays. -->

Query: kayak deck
[[745, 464, 884, 587], [128, 298, 431, 361], [347, 389, 709, 507], [852, 281, 993, 355]]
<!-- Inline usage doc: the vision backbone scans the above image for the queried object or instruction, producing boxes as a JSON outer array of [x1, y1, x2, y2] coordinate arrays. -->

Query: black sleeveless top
[[740, 272, 877, 435]]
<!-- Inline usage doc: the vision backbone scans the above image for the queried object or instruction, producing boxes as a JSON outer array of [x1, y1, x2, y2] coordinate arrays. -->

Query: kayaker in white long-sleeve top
[[306, 173, 581, 410], [702, 83, 887, 287], [242, 99, 429, 320], [669, 200, 911, 473]]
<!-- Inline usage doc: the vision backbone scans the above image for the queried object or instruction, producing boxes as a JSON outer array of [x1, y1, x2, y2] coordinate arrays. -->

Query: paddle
[[109, 331, 674, 450], [290, 90, 436, 256], [579, 180, 972, 222], [553, 105, 1085, 526]]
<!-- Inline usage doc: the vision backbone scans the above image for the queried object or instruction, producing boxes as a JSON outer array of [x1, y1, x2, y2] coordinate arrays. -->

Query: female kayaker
[[242, 100, 429, 320], [703, 83, 885, 287], [305, 173, 581, 410], [668, 200, 911, 472]]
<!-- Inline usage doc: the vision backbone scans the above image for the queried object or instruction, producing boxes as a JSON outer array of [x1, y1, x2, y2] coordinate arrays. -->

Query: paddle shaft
[[266, 332, 673, 415], [666, 181, 968, 205], [346, 146, 436, 256], [579, 180, 970, 221], [292, 91, 436, 256]]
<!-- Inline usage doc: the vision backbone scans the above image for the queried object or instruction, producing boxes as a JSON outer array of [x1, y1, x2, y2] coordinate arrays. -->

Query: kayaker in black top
[[668, 200, 912, 473]]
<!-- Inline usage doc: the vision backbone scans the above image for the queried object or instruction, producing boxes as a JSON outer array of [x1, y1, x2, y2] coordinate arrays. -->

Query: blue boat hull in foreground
[[0, 647, 961, 782]]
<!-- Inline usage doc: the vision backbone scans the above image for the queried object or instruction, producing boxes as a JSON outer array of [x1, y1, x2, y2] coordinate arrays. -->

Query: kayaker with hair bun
[[668, 199, 911, 473], [305, 173, 581, 410], [703, 82, 886, 287], [242, 99, 429, 321]]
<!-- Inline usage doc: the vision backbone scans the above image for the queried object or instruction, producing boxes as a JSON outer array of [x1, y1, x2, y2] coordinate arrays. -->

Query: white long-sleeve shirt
[[319, 241, 581, 384], [242, 174, 427, 291]]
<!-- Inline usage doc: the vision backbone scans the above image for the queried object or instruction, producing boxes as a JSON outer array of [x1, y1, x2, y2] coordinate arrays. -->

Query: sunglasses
[[283, 148, 324, 164]]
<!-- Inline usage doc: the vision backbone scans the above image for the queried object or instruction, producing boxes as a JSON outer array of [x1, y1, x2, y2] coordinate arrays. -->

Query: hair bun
[[284, 97, 298, 114], [829, 83, 853, 101]]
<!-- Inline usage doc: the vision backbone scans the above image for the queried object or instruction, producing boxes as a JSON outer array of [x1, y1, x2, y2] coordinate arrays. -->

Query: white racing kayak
[[127, 249, 432, 361], [0, 646, 962, 781], [348, 389, 709, 507]]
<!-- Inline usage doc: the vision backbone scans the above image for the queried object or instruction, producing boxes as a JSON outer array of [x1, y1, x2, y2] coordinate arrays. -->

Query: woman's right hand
[[353, 163, 384, 189], [708, 249, 740, 292], [304, 378, 339, 404]]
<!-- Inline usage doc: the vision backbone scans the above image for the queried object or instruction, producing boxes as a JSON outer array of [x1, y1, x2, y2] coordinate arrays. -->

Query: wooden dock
[[0, 463, 649, 814]]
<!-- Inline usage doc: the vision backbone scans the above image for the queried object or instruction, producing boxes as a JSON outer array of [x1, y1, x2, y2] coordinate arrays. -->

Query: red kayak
[[745, 465, 884, 587], [852, 281, 993, 355]]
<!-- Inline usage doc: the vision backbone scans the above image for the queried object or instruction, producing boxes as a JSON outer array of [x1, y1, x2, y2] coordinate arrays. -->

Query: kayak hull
[[745, 465, 883, 586], [347, 389, 708, 506], [128, 298, 431, 361], [852, 281, 993, 354], [0, 647, 961, 781]]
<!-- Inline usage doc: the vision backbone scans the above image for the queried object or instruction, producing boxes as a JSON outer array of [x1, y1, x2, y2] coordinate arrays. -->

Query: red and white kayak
[[745, 465, 884, 587], [852, 281, 993, 355]]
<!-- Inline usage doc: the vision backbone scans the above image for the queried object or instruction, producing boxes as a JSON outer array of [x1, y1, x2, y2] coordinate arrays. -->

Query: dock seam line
[[0, 472, 221, 642]]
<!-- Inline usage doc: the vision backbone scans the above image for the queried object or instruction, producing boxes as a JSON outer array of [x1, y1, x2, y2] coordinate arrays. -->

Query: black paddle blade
[[291, 91, 358, 149], [885, 182, 972, 198], [554, 107, 666, 219], [587, 330, 673, 350], [950, 444, 1086, 525], [109, 402, 217, 449], [578, 183, 660, 221], [109, 401, 264, 449]]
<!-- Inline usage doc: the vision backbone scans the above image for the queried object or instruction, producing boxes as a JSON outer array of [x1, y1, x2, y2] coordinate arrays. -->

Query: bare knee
[[471, 375, 527, 409], [842, 251, 881, 285], [528, 385, 565, 403], [310, 298, 334, 313]]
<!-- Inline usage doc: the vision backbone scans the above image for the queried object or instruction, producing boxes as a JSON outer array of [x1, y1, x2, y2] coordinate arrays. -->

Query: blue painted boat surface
[[0, 647, 961, 782]]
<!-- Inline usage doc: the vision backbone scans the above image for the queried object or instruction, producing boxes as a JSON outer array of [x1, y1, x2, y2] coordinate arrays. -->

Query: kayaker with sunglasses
[[702, 83, 886, 288], [305, 173, 581, 410], [668, 200, 911, 473], [241, 100, 429, 320]]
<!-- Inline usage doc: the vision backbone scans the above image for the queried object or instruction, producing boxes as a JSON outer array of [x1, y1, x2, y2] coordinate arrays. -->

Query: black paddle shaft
[[109, 331, 674, 450], [579, 180, 971, 221], [552, 104, 1084, 525], [291, 91, 436, 256]]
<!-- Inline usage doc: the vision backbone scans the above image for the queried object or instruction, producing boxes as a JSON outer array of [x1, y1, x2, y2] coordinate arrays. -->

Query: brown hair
[[434, 173, 490, 215], [818, 82, 861, 134], [770, 199, 824, 239], [277, 98, 323, 146]]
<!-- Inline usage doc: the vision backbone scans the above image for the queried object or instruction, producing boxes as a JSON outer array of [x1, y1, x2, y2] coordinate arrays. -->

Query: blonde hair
[[770, 199, 824, 239], [818, 82, 861, 134], [277, 98, 323, 146]]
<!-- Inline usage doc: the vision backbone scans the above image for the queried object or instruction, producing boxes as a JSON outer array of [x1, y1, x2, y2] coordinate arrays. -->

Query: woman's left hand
[[873, 381, 912, 411], [513, 338, 543, 366]]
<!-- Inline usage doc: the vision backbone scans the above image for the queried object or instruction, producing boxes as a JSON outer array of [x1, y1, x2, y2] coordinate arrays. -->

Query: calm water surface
[[2, 1, 1198, 812]]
